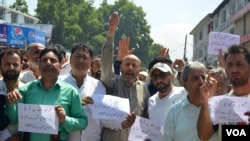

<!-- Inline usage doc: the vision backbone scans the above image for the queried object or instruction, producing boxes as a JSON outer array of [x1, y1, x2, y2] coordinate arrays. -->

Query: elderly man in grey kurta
[[100, 12, 150, 141]]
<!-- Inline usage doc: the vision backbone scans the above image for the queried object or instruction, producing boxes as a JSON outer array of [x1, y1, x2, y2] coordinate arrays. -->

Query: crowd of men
[[0, 12, 250, 141]]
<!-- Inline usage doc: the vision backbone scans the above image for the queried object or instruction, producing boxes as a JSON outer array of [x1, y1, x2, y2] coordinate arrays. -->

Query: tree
[[9, 0, 29, 14], [148, 43, 164, 59], [35, 0, 160, 68], [98, 0, 154, 67], [36, 0, 103, 50], [36, 0, 95, 49]]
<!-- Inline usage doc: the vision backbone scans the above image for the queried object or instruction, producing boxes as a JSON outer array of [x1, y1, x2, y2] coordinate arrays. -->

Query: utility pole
[[183, 34, 188, 62]]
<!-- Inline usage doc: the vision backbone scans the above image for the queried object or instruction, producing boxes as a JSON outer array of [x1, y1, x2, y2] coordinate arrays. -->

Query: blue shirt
[[163, 97, 200, 141]]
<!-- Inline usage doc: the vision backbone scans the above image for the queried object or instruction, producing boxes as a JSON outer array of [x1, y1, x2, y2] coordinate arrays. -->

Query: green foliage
[[97, 0, 154, 67], [35, 0, 163, 68], [9, 0, 29, 14], [149, 43, 164, 59], [115, 1, 153, 67]]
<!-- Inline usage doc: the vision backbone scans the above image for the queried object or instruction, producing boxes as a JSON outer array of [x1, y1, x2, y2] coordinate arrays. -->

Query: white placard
[[18, 103, 59, 135], [208, 32, 240, 55], [128, 116, 164, 141], [208, 95, 250, 124], [89, 94, 130, 120]]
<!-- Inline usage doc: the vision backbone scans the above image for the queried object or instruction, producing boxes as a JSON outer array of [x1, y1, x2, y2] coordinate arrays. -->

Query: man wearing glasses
[[148, 62, 187, 135]]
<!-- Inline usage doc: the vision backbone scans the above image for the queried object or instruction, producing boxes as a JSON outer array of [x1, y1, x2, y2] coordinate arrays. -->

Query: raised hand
[[159, 47, 170, 59], [199, 74, 217, 104], [172, 59, 186, 72], [218, 49, 225, 68], [116, 37, 135, 61], [108, 12, 120, 38]]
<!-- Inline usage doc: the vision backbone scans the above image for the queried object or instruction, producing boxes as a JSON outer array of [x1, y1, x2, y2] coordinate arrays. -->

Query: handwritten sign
[[208, 32, 240, 55], [18, 103, 59, 135], [89, 94, 130, 120], [128, 116, 164, 141], [208, 95, 250, 124]]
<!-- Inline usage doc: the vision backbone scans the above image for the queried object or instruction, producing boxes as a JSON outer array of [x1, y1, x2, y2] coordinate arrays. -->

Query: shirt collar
[[69, 73, 89, 83], [37, 78, 62, 89], [182, 96, 200, 109]]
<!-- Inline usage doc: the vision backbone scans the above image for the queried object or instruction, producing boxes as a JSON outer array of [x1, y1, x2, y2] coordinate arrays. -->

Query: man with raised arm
[[100, 12, 149, 141], [197, 45, 250, 141]]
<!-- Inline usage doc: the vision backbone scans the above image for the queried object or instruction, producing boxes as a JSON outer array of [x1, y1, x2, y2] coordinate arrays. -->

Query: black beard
[[231, 78, 248, 87], [156, 82, 171, 93], [94, 73, 101, 80], [2, 72, 19, 81]]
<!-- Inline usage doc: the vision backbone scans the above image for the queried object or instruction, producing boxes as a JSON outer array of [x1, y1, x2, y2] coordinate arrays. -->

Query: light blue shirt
[[163, 97, 201, 141]]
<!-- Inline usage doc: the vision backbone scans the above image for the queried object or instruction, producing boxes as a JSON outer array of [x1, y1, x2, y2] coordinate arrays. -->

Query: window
[[238, 0, 245, 9], [199, 30, 203, 41], [195, 35, 198, 44], [229, 3, 235, 15], [214, 18, 218, 29], [11, 12, 18, 23], [24, 17, 34, 24], [220, 10, 226, 23], [207, 22, 213, 33], [0, 8, 4, 20]]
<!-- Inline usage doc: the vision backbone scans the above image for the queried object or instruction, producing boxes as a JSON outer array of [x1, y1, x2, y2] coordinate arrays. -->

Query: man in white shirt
[[90, 55, 101, 80], [59, 43, 105, 141], [54, 44, 71, 76], [148, 62, 186, 128], [60, 43, 134, 141], [19, 42, 45, 83]]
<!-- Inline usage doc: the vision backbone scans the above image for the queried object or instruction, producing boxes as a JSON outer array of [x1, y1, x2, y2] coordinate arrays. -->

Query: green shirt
[[6, 79, 88, 141]]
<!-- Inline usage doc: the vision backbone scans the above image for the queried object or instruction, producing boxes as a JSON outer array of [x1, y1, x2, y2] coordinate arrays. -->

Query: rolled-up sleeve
[[101, 37, 116, 90]]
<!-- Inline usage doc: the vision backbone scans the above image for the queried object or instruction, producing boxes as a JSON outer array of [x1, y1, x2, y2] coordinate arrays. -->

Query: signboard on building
[[0, 23, 46, 47], [20, 24, 53, 37]]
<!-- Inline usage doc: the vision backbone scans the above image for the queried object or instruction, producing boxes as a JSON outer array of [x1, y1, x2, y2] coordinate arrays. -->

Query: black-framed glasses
[[150, 72, 169, 81], [72, 54, 89, 60]]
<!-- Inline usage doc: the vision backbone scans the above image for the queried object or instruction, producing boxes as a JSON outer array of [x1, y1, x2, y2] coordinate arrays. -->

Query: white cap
[[149, 62, 172, 75], [139, 71, 148, 77]]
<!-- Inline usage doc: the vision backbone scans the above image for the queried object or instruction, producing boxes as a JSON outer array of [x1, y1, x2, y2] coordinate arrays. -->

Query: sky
[[6, 0, 223, 61]]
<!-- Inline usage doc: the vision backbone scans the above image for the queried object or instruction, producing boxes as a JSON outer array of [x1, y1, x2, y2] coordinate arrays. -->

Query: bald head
[[122, 54, 141, 65], [26, 42, 45, 69], [121, 54, 141, 85], [27, 43, 45, 52]]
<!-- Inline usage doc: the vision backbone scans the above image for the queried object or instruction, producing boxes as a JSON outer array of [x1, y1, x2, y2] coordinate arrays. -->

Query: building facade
[[190, 0, 250, 66], [0, 5, 39, 25]]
